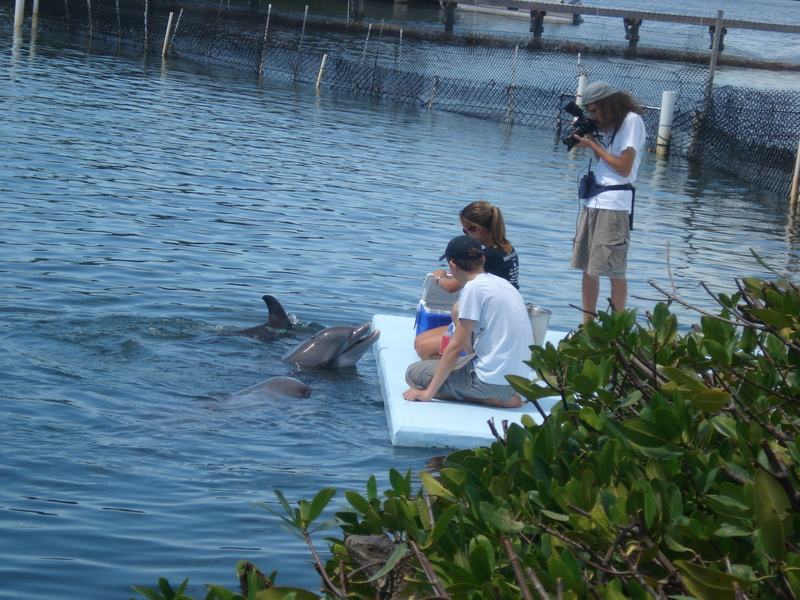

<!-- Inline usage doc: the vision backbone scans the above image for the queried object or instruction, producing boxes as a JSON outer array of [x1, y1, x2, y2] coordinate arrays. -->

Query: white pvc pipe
[[790, 134, 800, 206], [162, 12, 174, 56], [316, 53, 327, 91], [656, 90, 677, 158], [576, 74, 587, 105], [32, 0, 39, 16], [14, 0, 25, 28]]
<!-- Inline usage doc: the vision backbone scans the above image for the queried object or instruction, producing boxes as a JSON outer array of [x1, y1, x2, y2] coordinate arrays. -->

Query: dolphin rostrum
[[281, 322, 380, 369], [230, 295, 295, 342]]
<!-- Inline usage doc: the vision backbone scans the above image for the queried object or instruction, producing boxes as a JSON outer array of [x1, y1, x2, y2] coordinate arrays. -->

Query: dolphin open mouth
[[341, 322, 380, 357]]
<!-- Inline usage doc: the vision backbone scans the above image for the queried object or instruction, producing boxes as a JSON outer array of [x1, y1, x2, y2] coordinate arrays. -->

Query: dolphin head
[[281, 322, 380, 369]]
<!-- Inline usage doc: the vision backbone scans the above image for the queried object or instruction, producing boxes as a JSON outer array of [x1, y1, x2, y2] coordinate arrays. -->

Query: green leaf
[[389, 469, 408, 497], [710, 416, 737, 439], [204, 584, 246, 600], [365, 543, 408, 583], [255, 587, 321, 600], [704, 339, 732, 366], [366, 475, 378, 502], [690, 390, 730, 412], [469, 538, 494, 582], [675, 560, 754, 600], [653, 407, 682, 439], [307, 488, 336, 523], [273, 490, 294, 518], [344, 490, 371, 514], [621, 418, 672, 447], [430, 503, 460, 544], [714, 524, 753, 537], [479, 501, 525, 533], [419, 471, 454, 499], [746, 308, 795, 328], [508, 374, 559, 401], [132, 586, 168, 600], [159, 577, 183, 600], [663, 367, 707, 393], [754, 469, 790, 561]]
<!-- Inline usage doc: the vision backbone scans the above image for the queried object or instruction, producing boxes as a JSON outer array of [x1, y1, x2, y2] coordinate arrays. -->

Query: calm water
[[2, 21, 800, 600]]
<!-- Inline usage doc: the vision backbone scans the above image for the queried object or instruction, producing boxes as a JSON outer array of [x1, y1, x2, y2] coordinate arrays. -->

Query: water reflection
[[1, 22, 800, 600]]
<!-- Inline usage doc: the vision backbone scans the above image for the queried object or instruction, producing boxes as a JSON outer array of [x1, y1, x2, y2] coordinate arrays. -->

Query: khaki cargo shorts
[[570, 207, 630, 279]]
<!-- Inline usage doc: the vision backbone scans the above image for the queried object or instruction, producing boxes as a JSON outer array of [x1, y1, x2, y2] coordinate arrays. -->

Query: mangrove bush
[[134, 268, 800, 600]]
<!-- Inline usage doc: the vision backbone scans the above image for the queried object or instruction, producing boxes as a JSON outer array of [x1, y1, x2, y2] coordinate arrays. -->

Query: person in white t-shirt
[[403, 235, 532, 408], [569, 81, 646, 323]]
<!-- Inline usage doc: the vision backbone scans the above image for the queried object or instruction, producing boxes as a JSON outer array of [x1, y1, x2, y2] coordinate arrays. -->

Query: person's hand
[[432, 268, 448, 280], [403, 387, 434, 402], [571, 132, 597, 150]]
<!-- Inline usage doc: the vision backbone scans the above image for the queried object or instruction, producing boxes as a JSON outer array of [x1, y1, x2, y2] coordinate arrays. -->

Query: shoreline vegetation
[[135, 254, 800, 600]]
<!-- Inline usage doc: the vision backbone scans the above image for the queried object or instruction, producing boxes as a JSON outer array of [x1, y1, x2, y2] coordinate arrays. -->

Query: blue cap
[[440, 235, 483, 261]]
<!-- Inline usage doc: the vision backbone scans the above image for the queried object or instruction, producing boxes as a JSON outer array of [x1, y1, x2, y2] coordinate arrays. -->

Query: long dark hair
[[595, 91, 643, 133]]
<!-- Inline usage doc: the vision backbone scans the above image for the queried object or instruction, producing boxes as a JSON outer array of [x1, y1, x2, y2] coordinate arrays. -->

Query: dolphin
[[281, 322, 380, 369], [230, 295, 295, 342], [231, 376, 312, 399]]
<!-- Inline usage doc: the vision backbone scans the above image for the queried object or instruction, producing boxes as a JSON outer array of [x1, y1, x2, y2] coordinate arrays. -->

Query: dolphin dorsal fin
[[263, 295, 294, 331]]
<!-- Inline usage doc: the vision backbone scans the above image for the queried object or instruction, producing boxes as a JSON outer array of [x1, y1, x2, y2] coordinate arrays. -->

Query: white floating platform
[[372, 313, 567, 450]]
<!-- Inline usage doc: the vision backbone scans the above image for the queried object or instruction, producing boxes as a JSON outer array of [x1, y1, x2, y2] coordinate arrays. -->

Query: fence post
[[623, 18, 641, 59], [656, 90, 676, 159], [429, 73, 439, 110], [443, 2, 456, 34], [168, 8, 182, 55], [115, 0, 121, 43], [14, 0, 24, 28], [162, 12, 174, 56], [258, 4, 272, 75], [143, 0, 149, 53], [87, 0, 93, 39], [351, 0, 363, 21], [506, 46, 518, 126], [704, 10, 724, 115], [690, 9, 724, 160], [316, 54, 327, 92]]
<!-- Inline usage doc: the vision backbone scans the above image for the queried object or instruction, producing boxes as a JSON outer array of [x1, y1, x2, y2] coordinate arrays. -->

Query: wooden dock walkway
[[444, 1, 800, 34]]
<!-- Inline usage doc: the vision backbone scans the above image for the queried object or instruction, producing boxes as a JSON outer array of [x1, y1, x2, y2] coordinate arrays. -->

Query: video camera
[[561, 100, 598, 150]]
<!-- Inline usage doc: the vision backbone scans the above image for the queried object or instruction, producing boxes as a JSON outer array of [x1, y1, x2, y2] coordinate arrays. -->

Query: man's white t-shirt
[[586, 111, 646, 212], [457, 272, 533, 385]]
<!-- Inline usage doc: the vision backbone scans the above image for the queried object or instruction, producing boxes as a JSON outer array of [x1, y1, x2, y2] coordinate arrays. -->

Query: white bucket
[[526, 303, 552, 347]]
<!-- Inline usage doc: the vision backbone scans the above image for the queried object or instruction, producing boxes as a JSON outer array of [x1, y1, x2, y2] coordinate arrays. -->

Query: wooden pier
[[468, 1, 800, 34], [426, 1, 800, 59]]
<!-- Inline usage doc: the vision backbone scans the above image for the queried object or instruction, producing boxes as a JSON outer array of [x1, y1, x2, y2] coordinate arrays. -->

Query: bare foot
[[507, 394, 523, 408]]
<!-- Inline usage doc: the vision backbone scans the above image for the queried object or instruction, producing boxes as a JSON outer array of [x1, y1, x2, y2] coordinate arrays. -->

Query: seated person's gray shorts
[[405, 355, 517, 403]]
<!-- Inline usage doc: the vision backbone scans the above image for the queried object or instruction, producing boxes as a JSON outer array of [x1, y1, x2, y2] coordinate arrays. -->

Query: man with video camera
[[568, 81, 646, 323]]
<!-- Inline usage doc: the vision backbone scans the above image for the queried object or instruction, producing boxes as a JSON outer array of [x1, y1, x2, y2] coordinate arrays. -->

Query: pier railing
[[6, 0, 800, 199]]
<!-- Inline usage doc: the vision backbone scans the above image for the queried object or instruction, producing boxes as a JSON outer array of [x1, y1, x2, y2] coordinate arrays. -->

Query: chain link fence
[[10, 0, 800, 197]]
